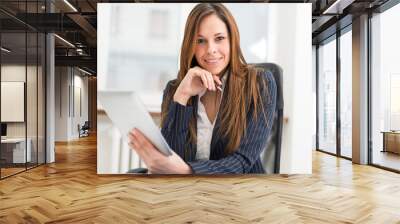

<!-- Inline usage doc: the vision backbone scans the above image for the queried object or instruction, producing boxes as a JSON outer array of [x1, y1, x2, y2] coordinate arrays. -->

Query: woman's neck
[[216, 67, 229, 77]]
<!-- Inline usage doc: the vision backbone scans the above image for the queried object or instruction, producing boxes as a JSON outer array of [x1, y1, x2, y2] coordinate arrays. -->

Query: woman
[[128, 3, 277, 174]]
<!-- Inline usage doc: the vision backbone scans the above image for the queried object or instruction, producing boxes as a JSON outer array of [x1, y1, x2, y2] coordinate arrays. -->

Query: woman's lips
[[204, 57, 222, 65]]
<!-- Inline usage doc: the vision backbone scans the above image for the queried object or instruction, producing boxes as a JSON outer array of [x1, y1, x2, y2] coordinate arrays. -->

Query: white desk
[[1, 138, 31, 163]]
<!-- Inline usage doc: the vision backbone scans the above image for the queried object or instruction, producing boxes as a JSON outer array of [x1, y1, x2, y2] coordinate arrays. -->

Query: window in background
[[1, 31, 28, 178], [390, 74, 400, 130], [149, 10, 169, 39], [99, 4, 180, 112], [340, 28, 352, 158], [318, 37, 337, 155], [0, 0, 47, 179], [371, 2, 400, 171]]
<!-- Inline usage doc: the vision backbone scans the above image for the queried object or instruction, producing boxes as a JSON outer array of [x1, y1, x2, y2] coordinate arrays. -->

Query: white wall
[[55, 67, 89, 141], [262, 4, 312, 174], [55, 66, 68, 141], [72, 74, 89, 138], [312, 45, 317, 151]]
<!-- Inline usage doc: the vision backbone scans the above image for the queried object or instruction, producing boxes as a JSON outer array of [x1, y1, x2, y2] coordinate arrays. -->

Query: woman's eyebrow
[[197, 32, 226, 38], [214, 33, 225, 36]]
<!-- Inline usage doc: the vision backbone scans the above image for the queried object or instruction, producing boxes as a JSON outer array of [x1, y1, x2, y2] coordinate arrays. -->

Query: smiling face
[[194, 14, 230, 76]]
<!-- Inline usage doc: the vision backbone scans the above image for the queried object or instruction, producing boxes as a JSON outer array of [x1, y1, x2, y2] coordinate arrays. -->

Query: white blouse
[[196, 73, 227, 160]]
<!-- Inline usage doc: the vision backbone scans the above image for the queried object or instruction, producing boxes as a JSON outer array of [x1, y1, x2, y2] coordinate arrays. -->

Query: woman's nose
[[207, 42, 217, 54]]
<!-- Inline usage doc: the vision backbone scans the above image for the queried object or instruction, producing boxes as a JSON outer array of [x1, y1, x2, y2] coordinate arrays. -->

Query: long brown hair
[[161, 3, 267, 155]]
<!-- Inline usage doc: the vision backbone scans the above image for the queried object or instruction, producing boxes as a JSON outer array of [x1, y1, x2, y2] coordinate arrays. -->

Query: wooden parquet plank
[[1, 134, 400, 223]]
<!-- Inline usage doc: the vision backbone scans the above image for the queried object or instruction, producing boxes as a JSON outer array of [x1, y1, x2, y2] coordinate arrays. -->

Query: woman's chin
[[206, 68, 223, 76], [199, 64, 226, 76]]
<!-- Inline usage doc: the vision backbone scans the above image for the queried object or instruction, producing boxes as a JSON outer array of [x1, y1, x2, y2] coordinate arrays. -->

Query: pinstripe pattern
[[161, 70, 277, 174]]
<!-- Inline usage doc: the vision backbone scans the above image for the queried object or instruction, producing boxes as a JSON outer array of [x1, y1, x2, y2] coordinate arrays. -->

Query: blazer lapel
[[189, 95, 199, 161], [210, 86, 228, 159]]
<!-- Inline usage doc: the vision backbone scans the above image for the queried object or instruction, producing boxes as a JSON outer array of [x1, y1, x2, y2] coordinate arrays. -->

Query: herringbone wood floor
[[1, 134, 400, 223]]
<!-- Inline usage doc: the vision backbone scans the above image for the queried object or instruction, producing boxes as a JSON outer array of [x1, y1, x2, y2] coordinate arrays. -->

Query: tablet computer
[[98, 91, 172, 156]]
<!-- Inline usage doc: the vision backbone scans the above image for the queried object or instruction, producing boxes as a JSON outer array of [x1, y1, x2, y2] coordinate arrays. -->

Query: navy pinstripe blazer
[[161, 70, 277, 174]]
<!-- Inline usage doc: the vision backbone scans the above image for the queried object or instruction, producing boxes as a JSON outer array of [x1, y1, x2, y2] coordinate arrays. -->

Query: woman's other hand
[[127, 128, 192, 174], [173, 66, 222, 105]]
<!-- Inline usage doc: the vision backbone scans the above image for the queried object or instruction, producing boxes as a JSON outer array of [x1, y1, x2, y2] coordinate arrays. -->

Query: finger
[[128, 134, 141, 151], [128, 140, 144, 157], [127, 132, 136, 148], [199, 73, 209, 89], [128, 141, 138, 152], [212, 76, 222, 92], [209, 73, 216, 91], [128, 131, 135, 141], [132, 129, 164, 157], [213, 75, 222, 86], [206, 72, 215, 91], [131, 128, 142, 143], [128, 129, 138, 143], [129, 136, 152, 164], [131, 132, 151, 156], [198, 68, 215, 91], [133, 129, 153, 148], [193, 66, 202, 71], [129, 130, 147, 152], [203, 71, 214, 91], [194, 67, 212, 90], [129, 131, 163, 170]]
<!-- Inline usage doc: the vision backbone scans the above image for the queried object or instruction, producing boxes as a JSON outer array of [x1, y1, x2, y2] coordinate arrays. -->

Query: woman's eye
[[216, 36, 225, 41], [197, 39, 206, 44]]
